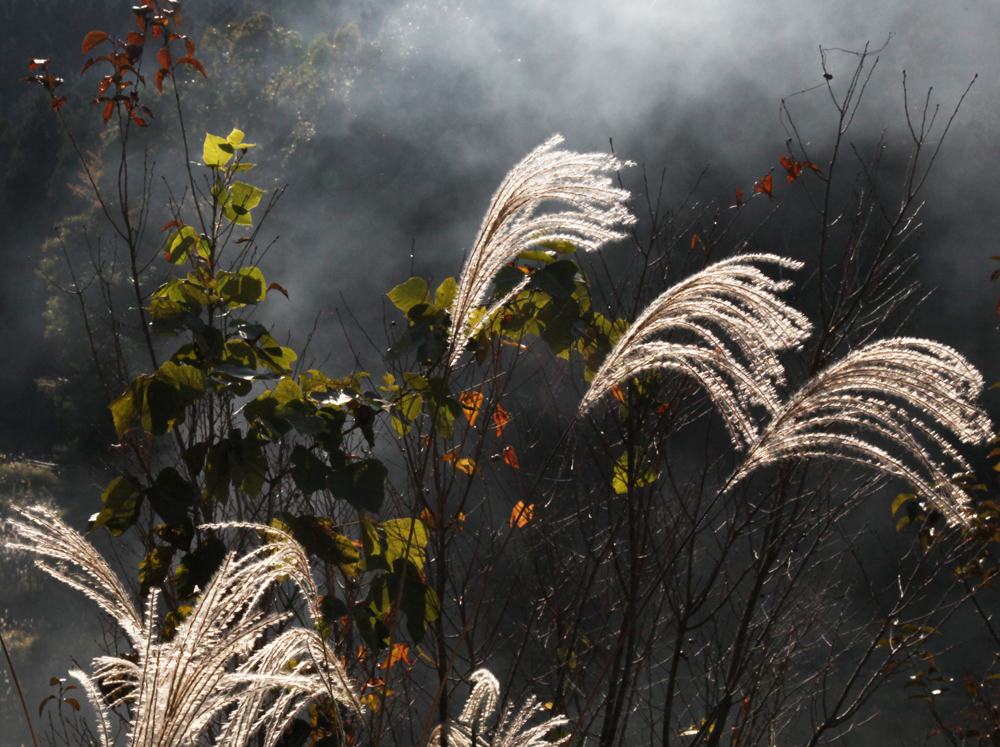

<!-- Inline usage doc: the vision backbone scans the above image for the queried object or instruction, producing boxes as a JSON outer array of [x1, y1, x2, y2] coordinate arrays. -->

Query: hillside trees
[[11, 4, 999, 747]]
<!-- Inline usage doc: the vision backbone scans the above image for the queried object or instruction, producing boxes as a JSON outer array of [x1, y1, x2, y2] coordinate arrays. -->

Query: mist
[[2, 0, 999, 745]]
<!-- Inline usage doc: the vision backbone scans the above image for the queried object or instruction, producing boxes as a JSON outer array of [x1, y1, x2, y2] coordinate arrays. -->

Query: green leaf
[[892, 493, 914, 517], [274, 512, 360, 574], [528, 260, 579, 298], [380, 518, 429, 570], [434, 277, 458, 310], [203, 132, 234, 168], [226, 128, 255, 149], [175, 537, 227, 598], [138, 546, 176, 593], [290, 444, 331, 495], [387, 277, 430, 314], [146, 467, 197, 529], [538, 239, 578, 254], [89, 474, 144, 535], [110, 378, 148, 438], [223, 182, 265, 225], [165, 225, 201, 264], [218, 267, 267, 307], [612, 448, 658, 495], [328, 458, 387, 512]]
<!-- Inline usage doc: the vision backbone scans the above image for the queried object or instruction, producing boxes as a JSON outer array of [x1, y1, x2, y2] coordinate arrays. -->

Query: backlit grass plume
[[427, 669, 569, 747], [579, 254, 812, 447], [734, 338, 993, 526], [448, 135, 635, 368], [6, 506, 360, 747]]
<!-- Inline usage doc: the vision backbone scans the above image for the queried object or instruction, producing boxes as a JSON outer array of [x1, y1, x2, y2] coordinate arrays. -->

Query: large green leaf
[[223, 182, 264, 225], [387, 277, 429, 313], [327, 458, 387, 512], [89, 474, 145, 535]]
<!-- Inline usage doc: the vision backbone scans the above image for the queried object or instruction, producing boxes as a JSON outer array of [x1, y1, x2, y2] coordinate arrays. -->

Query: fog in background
[[2, 0, 1000, 745]]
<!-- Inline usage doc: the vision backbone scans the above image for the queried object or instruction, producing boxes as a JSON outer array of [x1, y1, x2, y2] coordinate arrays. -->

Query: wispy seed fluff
[[735, 338, 993, 526], [448, 135, 635, 368], [427, 669, 569, 747], [6, 507, 360, 747], [580, 253, 812, 448]]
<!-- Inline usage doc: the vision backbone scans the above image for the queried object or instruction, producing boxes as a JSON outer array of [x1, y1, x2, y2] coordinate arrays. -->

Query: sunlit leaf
[[503, 446, 519, 470], [510, 501, 533, 528], [82, 30, 111, 55], [387, 277, 430, 314], [493, 404, 511, 436], [459, 391, 483, 426], [753, 174, 773, 197]]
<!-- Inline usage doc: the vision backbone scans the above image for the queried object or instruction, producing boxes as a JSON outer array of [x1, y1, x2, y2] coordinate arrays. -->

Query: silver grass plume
[[734, 338, 993, 526], [579, 254, 812, 447], [6, 506, 360, 747], [427, 669, 569, 747], [447, 135, 635, 368]]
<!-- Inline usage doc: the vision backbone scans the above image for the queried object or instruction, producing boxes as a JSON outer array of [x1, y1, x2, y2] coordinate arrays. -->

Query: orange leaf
[[102, 99, 115, 123], [82, 31, 111, 55], [459, 391, 483, 427], [29, 58, 50, 71], [735, 188, 743, 208], [503, 445, 520, 470], [267, 282, 290, 299], [510, 501, 533, 528], [382, 643, 412, 669], [157, 48, 172, 70], [493, 405, 511, 436], [753, 174, 772, 197], [610, 385, 626, 404], [690, 233, 699, 250], [51, 96, 68, 112], [420, 507, 437, 528], [176, 56, 207, 77], [440, 449, 476, 475]]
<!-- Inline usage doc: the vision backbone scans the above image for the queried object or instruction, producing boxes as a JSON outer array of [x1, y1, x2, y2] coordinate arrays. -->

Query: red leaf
[[82, 31, 111, 55], [162, 221, 183, 231], [81, 56, 108, 74], [29, 58, 50, 71], [177, 56, 207, 77], [735, 188, 743, 208], [186, 38, 196, 57], [493, 405, 511, 436], [753, 174, 773, 197], [151, 23, 164, 39], [267, 282, 290, 299], [801, 160, 822, 175], [132, 115, 148, 127], [98, 76, 114, 96], [780, 155, 802, 183], [51, 96, 68, 111], [127, 31, 145, 46], [157, 48, 172, 70], [102, 99, 114, 123], [503, 446, 520, 470], [236, 237, 253, 244]]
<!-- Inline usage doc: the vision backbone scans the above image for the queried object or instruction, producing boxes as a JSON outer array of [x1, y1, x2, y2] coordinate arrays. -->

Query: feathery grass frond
[[5, 505, 142, 643], [448, 135, 635, 368], [580, 253, 812, 447], [5, 507, 360, 747], [428, 669, 569, 747], [735, 338, 993, 525]]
